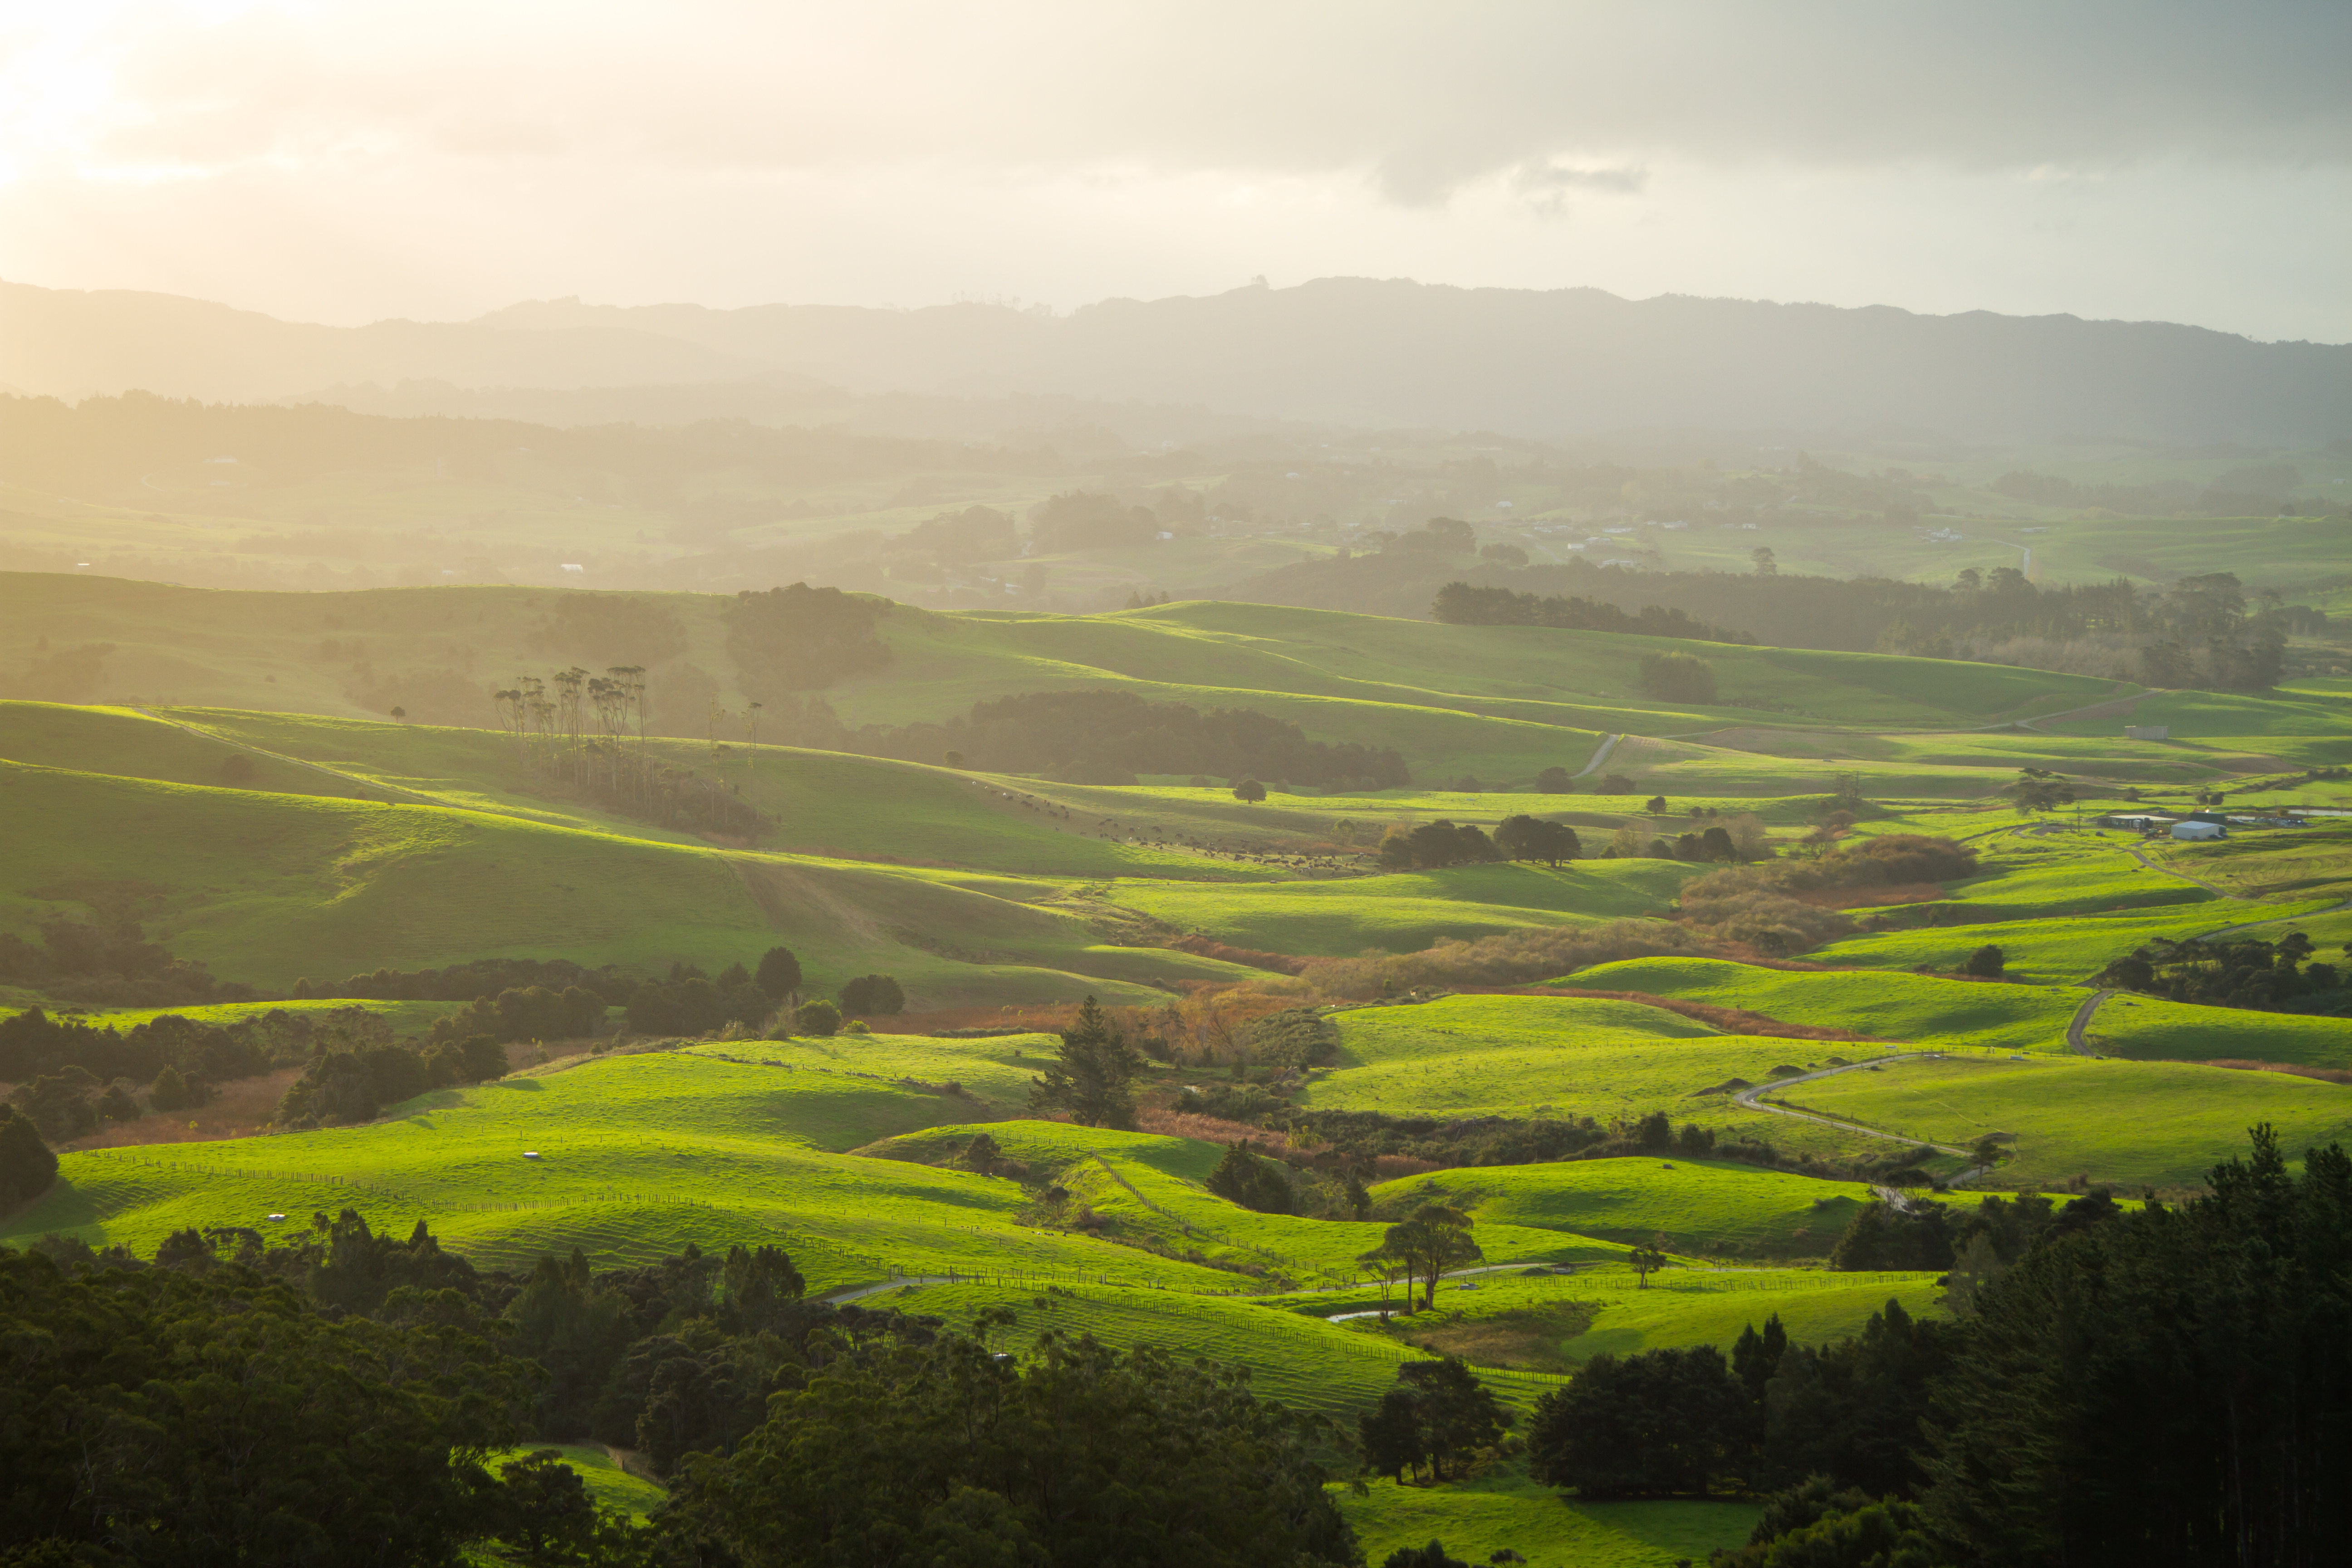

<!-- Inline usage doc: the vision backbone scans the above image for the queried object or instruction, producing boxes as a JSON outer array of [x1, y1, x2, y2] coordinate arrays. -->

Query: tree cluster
[[1637, 650, 1718, 704], [1357, 1357, 1510, 1482], [1206, 1143, 1295, 1214], [0, 1102, 60, 1210], [1494, 815, 1581, 866], [2094, 931, 2342, 1012], [1, 1006, 380, 1118], [0, 918, 252, 1008], [425, 983, 608, 1047], [272, 1034, 510, 1128], [725, 581, 896, 704], [1377, 820, 1501, 869], [1430, 582, 1747, 644]]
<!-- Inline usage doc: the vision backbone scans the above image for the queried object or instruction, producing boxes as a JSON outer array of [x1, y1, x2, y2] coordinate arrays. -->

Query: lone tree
[[754, 946, 803, 1001], [1363, 1203, 1481, 1310], [2011, 767, 2076, 814], [1029, 995, 1143, 1129], [1965, 944, 2007, 978], [1535, 766, 1574, 794], [1495, 815, 1582, 867], [1645, 795, 1669, 815], [1628, 1238, 1670, 1289], [1232, 778, 1267, 804]]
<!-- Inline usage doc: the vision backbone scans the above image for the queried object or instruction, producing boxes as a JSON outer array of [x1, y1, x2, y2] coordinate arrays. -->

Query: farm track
[[2065, 990, 2112, 1054], [2194, 893, 2352, 942], [1572, 733, 1622, 779], [1734, 1055, 1971, 1159]]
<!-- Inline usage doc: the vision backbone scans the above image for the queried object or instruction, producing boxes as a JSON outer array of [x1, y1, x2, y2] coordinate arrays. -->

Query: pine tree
[[1028, 996, 1142, 1129]]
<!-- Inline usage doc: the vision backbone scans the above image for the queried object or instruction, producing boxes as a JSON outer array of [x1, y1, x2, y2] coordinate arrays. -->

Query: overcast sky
[[4, 1, 2347, 338]]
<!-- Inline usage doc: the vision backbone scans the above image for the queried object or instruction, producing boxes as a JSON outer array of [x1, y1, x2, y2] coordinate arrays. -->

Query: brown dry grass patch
[[1382, 1303, 1595, 1373], [2203, 1058, 2352, 1086], [61, 1066, 305, 1151]]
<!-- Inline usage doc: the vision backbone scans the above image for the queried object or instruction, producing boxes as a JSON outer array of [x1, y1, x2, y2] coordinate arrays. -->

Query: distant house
[[2171, 821, 2225, 841], [2097, 813, 2177, 832], [2125, 725, 2170, 741]]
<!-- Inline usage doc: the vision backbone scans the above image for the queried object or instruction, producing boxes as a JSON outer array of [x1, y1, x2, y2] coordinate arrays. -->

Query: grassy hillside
[[0, 1045, 1239, 1284], [1301, 995, 1886, 1151], [1808, 900, 2338, 985], [2088, 994, 2352, 1069], [1106, 861, 1694, 955], [1779, 1053, 2352, 1188], [1375, 1156, 1892, 1257], [1340, 1470, 1756, 1568], [1571, 958, 2088, 1055]]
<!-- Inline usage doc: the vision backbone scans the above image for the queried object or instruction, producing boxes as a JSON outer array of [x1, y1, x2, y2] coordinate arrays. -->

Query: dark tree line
[[4, 1222, 1357, 1568], [0, 918, 253, 1008], [1239, 552, 2316, 690], [853, 688, 1411, 790], [1431, 582, 1748, 644], [1529, 1128, 2352, 1568], [2094, 931, 2342, 1012]]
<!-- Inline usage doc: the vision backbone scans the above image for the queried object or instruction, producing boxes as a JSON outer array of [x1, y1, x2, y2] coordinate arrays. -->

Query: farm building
[[2097, 813, 2179, 832], [2171, 821, 2225, 841]]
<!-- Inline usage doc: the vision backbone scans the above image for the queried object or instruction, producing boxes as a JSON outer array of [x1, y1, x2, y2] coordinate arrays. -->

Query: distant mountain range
[[5, 275, 2346, 445]]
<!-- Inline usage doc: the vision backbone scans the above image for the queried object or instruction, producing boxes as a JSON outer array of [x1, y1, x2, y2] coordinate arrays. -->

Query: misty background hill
[[8, 276, 2347, 446]]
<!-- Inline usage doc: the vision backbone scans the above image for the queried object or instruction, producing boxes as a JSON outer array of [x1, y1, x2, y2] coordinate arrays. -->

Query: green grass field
[[1107, 860, 1693, 956], [483, 1445, 666, 1521], [1303, 995, 1895, 1138], [1569, 957, 2089, 1055], [2086, 994, 2352, 1069], [1314, 1266, 1946, 1369], [1779, 1053, 2352, 1187], [1809, 899, 2338, 985], [1339, 1469, 1758, 1568], [1373, 1157, 1892, 1257], [0, 1047, 1246, 1287]]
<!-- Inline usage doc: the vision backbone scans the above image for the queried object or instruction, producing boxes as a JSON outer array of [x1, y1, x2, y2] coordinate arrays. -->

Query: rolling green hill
[[1570, 958, 2089, 1055], [1777, 1053, 2352, 1188], [1374, 1156, 1894, 1257], [1301, 995, 1886, 1152]]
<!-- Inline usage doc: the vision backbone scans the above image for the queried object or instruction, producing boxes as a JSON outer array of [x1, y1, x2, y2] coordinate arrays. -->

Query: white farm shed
[[2171, 821, 2225, 841]]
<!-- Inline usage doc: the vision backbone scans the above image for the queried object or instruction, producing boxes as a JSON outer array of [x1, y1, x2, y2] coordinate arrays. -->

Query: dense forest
[[2, 1124, 2343, 1565]]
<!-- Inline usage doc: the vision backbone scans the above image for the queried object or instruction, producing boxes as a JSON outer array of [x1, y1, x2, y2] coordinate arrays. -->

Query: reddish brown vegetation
[[2202, 1059, 2352, 1086], [1168, 935, 1309, 975], [1792, 882, 1949, 911]]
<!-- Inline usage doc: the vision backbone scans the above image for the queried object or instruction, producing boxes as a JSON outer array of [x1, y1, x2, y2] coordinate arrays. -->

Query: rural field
[[7, 575, 2351, 1565]]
